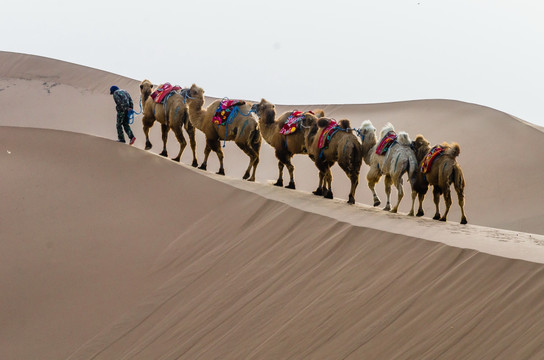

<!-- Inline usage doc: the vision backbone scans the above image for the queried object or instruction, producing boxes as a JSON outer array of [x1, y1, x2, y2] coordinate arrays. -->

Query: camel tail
[[349, 141, 363, 175], [452, 162, 465, 193], [397, 131, 412, 146], [407, 152, 418, 186]]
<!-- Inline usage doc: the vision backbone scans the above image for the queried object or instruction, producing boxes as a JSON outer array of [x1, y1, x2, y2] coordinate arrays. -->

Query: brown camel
[[139, 80, 198, 165], [185, 84, 261, 181], [252, 98, 324, 189], [411, 134, 468, 224], [302, 117, 363, 204], [356, 120, 418, 213]]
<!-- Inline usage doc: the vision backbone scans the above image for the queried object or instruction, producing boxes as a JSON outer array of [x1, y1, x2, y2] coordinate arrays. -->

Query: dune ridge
[[3, 52, 544, 359]]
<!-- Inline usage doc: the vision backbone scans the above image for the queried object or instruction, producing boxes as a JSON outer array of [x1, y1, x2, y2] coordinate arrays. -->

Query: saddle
[[421, 145, 444, 174], [213, 98, 246, 125], [280, 111, 307, 135], [376, 131, 397, 155], [150, 83, 182, 104], [317, 120, 340, 150]]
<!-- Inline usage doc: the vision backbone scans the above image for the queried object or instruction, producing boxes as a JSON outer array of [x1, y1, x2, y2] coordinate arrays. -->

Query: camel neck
[[187, 99, 206, 130]]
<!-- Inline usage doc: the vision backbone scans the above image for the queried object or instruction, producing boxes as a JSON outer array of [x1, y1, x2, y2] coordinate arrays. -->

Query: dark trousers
[[116, 110, 134, 142]]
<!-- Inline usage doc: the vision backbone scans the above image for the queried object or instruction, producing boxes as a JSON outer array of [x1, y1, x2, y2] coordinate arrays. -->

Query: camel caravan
[[137, 80, 467, 224]]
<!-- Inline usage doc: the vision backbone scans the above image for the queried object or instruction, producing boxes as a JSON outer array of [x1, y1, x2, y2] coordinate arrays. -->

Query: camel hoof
[[199, 164, 207, 171], [439, 217, 447, 222], [159, 150, 168, 157], [242, 171, 250, 180], [391, 208, 398, 214], [416, 210, 424, 217], [248, 177, 255, 182], [145, 142, 152, 150], [461, 217, 468, 225], [274, 179, 283, 187], [313, 188, 323, 196], [433, 214, 441, 220], [217, 169, 225, 176], [324, 190, 333, 199], [383, 205, 391, 211], [192, 160, 198, 168], [171, 157, 180, 162], [285, 182, 295, 190], [373, 200, 381, 207], [347, 196, 355, 205], [408, 211, 414, 216]]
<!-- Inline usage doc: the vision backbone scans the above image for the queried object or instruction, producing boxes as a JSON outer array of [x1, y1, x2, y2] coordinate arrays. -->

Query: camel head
[[252, 99, 275, 123], [140, 79, 154, 101], [412, 134, 431, 161], [187, 84, 204, 100], [357, 120, 377, 144]]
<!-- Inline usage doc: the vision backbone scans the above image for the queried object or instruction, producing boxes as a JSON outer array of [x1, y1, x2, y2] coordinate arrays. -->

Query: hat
[[109, 85, 119, 95]]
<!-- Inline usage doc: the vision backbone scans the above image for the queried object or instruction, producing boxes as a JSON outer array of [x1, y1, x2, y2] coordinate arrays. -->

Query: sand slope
[[2, 52, 544, 359]]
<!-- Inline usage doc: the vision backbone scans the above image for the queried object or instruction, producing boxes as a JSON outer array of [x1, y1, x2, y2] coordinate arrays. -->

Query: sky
[[2, 0, 544, 126]]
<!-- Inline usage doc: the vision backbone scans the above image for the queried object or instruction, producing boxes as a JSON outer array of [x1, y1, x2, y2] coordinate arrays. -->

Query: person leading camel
[[110, 85, 136, 145], [302, 117, 363, 205], [411, 134, 468, 224], [185, 84, 261, 181], [139, 80, 198, 165], [252, 98, 324, 189]]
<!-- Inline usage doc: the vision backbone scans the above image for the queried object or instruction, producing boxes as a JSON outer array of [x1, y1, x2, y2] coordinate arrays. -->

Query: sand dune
[[2, 52, 544, 359]]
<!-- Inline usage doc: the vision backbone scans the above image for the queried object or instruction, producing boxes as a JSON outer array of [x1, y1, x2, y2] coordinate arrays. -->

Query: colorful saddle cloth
[[280, 111, 304, 135], [375, 131, 397, 155], [213, 98, 246, 125], [421, 145, 444, 174], [150, 83, 182, 103], [318, 120, 340, 150]]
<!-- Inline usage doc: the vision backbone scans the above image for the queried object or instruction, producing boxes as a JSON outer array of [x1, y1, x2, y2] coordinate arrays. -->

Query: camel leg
[[324, 168, 333, 199], [432, 187, 442, 220], [210, 139, 225, 175], [408, 190, 417, 216], [186, 124, 198, 167], [277, 150, 296, 189], [367, 166, 381, 206], [347, 173, 359, 205], [199, 142, 211, 171], [159, 123, 169, 157], [275, 161, 284, 187], [455, 183, 467, 224], [416, 193, 426, 217], [439, 187, 452, 222], [383, 175, 392, 211], [390, 177, 404, 213], [171, 126, 187, 162], [236, 141, 258, 181], [313, 170, 325, 196], [142, 116, 154, 150]]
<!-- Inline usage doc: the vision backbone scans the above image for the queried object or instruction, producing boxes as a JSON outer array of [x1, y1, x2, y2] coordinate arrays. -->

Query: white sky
[[2, 0, 544, 126]]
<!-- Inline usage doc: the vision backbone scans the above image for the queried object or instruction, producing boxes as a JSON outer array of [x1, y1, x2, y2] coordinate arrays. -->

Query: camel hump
[[445, 142, 461, 157], [397, 131, 411, 145], [338, 119, 351, 129], [317, 118, 331, 128], [312, 109, 325, 118]]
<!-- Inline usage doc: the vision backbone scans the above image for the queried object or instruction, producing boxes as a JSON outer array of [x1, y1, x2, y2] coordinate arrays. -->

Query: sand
[[2, 51, 544, 359]]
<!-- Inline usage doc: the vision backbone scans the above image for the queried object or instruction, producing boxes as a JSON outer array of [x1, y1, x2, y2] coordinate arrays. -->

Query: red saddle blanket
[[150, 83, 182, 103], [318, 120, 339, 150], [421, 145, 444, 174], [376, 131, 397, 155], [280, 111, 304, 135], [213, 98, 246, 125]]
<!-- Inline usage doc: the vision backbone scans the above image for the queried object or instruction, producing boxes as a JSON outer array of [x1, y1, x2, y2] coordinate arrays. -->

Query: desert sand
[[2, 51, 544, 359]]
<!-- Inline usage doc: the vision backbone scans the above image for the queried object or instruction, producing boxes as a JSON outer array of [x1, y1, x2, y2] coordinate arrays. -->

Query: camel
[[185, 84, 261, 181], [252, 98, 324, 189], [302, 117, 363, 205], [356, 120, 418, 213], [411, 134, 468, 224], [139, 80, 198, 166]]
